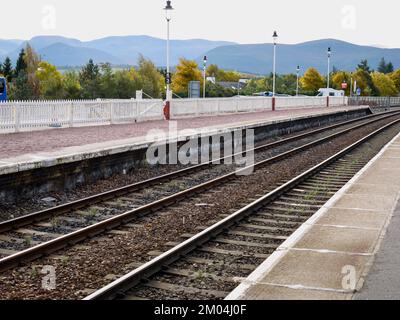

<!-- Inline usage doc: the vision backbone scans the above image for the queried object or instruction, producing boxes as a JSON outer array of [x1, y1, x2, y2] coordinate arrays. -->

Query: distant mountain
[[38, 43, 123, 67], [0, 39, 23, 56], [85, 36, 235, 66], [1, 36, 400, 74], [199, 39, 400, 75], [0, 35, 235, 67]]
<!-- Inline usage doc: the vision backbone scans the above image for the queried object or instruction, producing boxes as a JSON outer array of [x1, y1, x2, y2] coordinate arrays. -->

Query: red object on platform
[[163, 101, 171, 120]]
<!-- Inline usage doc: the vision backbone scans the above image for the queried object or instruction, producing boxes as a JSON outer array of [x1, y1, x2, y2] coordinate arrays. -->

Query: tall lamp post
[[296, 65, 300, 96], [164, 1, 173, 120], [327, 47, 331, 89], [272, 31, 278, 111], [203, 56, 207, 98]]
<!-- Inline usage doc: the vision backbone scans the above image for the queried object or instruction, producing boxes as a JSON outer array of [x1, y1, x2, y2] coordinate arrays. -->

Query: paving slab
[[293, 225, 381, 254], [355, 200, 400, 300], [316, 208, 387, 230], [237, 284, 351, 300], [226, 130, 400, 300], [254, 249, 369, 291]]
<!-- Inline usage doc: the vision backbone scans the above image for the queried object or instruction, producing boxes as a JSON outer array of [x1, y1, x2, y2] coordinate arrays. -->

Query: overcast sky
[[2, 0, 399, 48]]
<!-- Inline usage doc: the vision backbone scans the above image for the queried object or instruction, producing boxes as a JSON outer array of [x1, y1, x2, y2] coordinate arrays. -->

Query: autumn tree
[[36, 61, 64, 99], [206, 64, 219, 78], [389, 69, 400, 92], [371, 72, 398, 96], [113, 69, 141, 99], [332, 71, 351, 95], [63, 71, 82, 99], [172, 58, 202, 95], [24, 44, 41, 99], [300, 68, 324, 93], [137, 56, 164, 98]]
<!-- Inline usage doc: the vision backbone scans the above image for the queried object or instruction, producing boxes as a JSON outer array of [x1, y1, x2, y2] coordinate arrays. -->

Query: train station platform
[[0, 106, 368, 176], [226, 132, 400, 300]]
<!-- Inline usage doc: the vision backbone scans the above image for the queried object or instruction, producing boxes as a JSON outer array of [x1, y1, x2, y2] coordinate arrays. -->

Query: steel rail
[[0, 111, 398, 273], [84, 117, 400, 300], [0, 110, 391, 234]]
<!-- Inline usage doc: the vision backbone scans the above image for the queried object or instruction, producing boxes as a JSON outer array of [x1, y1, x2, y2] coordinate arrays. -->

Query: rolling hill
[[0, 36, 399, 75], [0, 35, 235, 67], [199, 39, 400, 75]]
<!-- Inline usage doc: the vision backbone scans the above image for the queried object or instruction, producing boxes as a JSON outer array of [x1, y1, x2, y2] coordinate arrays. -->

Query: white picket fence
[[0, 96, 348, 133], [0, 99, 164, 133], [170, 96, 348, 118]]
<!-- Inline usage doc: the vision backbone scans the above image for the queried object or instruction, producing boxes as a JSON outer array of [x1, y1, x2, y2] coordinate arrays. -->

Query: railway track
[[84, 117, 400, 300], [0, 111, 398, 274]]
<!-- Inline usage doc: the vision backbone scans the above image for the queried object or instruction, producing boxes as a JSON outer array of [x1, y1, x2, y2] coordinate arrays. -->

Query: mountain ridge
[[0, 36, 399, 74]]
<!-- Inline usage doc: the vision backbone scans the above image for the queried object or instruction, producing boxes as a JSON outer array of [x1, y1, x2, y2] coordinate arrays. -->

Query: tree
[[242, 78, 268, 95], [300, 68, 324, 93], [206, 64, 219, 78], [79, 59, 101, 99], [114, 68, 142, 99], [353, 68, 379, 96], [217, 70, 241, 82], [2, 57, 13, 82], [378, 57, 394, 74], [171, 58, 202, 96], [137, 56, 164, 98], [36, 61, 64, 99], [389, 69, 400, 92], [99, 63, 117, 98], [63, 71, 82, 99], [371, 72, 398, 96], [12, 71, 34, 100], [15, 49, 27, 77], [357, 60, 371, 73], [332, 71, 351, 95], [24, 44, 41, 99]]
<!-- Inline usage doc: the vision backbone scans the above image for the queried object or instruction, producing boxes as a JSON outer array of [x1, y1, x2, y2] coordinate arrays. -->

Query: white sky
[[2, 0, 399, 48]]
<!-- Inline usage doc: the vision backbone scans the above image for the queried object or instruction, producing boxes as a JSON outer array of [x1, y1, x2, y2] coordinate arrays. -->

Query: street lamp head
[[164, 1, 174, 20], [272, 31, 278, 44]]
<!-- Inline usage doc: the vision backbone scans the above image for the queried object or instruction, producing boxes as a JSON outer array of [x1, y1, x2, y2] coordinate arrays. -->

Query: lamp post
[[272, 31, 278, 111], [296, 65, 300, 96], [203, 56, 207, 98], [164, 1, 173, 120], [327, 47, 331, 89]]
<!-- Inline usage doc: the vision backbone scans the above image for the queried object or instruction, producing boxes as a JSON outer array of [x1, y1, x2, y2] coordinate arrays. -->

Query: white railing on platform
[[348, 96, 400, 107], [170, 97, 273, 118], [170, 96, 348, 117], [0, 99, 164, 133], [0, 96, 349, 133]]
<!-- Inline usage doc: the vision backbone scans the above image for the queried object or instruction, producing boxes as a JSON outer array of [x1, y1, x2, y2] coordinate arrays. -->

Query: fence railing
[[0, 99, 164, 133], [0, 96, 349, 133], [170, 96, 348, 118], [348, 96, 400, 108]]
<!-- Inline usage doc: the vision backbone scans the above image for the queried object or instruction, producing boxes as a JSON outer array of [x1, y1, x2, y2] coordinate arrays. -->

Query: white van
[[317, 88, 345, 97]]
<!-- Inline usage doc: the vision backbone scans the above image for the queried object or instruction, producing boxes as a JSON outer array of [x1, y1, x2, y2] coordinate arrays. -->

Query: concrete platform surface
[[0, 106, 366, 176], [226, 131, 400, 300]]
